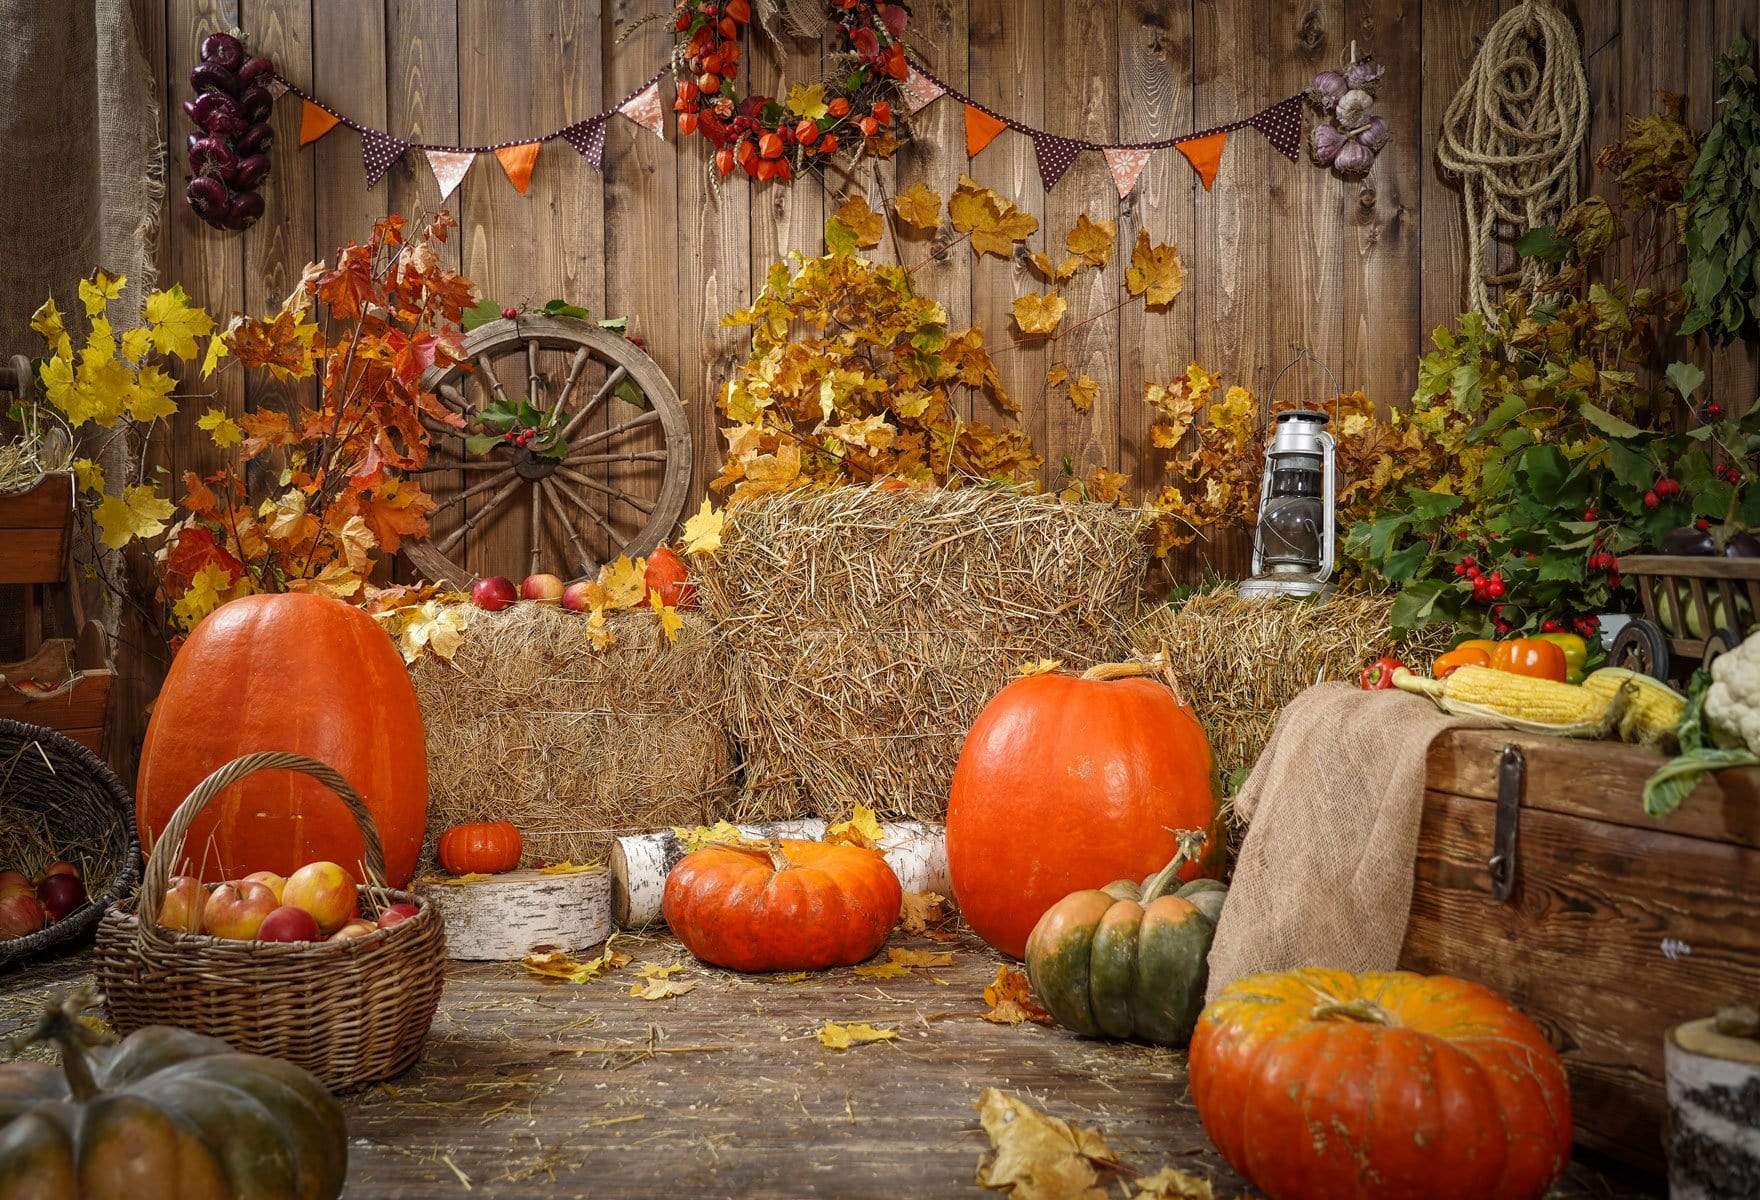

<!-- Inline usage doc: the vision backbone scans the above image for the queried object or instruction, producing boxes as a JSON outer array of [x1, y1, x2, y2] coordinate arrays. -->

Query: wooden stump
[[1667, 1009, 1760, 1200], [416, 868, 610, 960], [611, 820, 949, 928]]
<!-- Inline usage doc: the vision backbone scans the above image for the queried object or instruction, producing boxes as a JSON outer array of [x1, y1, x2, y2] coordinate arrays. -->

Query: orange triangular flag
[[964, 104, 1008, 159], [298, 101, 340, 146], [1175, 130, 1228, 191], [494, 142, 542, 195]]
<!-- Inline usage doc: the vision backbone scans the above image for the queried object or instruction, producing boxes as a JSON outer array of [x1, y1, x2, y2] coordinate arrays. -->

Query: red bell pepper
[[1359, 655, 1405, 690]]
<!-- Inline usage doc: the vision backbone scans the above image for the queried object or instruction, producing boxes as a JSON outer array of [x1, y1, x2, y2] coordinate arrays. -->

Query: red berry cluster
[[1541, 614, 1602, 638], [1452, 555, 1506, 605], [1585, 545, 1622, 589], [1717, 463, 1744, 484], [672, 0, 911, 183], [1643, 476, 1681, 509]]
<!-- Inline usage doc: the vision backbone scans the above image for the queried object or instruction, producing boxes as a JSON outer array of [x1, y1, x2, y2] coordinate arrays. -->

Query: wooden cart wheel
[[403, 316, 691, 586], [1702, 626, 1744, 673], [1610, 616, 1671, 682]]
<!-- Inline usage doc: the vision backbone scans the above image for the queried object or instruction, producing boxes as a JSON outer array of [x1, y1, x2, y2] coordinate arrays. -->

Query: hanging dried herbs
[[1680, 36, 1760, 345]]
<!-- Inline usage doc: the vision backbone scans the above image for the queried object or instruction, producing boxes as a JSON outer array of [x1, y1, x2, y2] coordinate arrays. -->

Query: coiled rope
[[1437, 0, 1588, 318]]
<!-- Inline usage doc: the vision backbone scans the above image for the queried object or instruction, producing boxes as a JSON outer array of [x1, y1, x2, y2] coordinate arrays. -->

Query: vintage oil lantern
[[1238, 408, 1337, 600]]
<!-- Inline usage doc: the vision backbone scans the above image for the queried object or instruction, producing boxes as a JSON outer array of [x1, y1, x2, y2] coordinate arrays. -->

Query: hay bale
[[410, 604, 734, 868], [699, 485, 1151, 821], [1129, 585, 1453, 789]]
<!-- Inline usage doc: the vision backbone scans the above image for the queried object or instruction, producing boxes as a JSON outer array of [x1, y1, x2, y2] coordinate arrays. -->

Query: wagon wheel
[[1702, 627, 1744, 674], [404, 315, 691, 586], [1610, 616, 1671, 682]]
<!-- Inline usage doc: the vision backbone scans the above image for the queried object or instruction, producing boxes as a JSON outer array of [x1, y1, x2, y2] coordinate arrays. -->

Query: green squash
[[0, 992, 347, 1199], [1025, 831, 1226, 1045]]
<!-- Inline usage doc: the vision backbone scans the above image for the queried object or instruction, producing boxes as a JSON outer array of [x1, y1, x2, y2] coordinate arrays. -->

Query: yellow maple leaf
[[681, 498, 725, 556], [1125, 231, 1184, 308], [72, 458, 105, 496], [1068, 375, 1098, 413], [826, 803, 884, 850], [853, 959, 912, 979], [981, 965, 1053, 1026], [1086, 467, 1128, 505], [975, 1088, 1119, 1198], [79, 271, 125, 317], [1016, 658, 1063, 676], [738, 441, 803, 500], [1046, 365, 1069, 388], [786, 82, 829, 119], [817, 1021, 897, 1050], [893, 181, 942, 231], [636, 961, 684, 979], [143, 283, 215, 360], [893, 389, 931, 419], [1065, 213, 1117, 267], [598, 554, 647, 609], [125, 364, 179, 422], [584, 606, 617, 651], [1012, 292, 1067, 337], [197, 408, 242, 448], [120, 326, 153, 364], [649, 588, 683, 643], [1133, 1167, 1217, 1200], [535, 860, 602, 875], [171, 560, 244, 629], [200, 330, 230, 378], [671, 820, 751, 852], [287, 560, 366, 603], [886, 947, 954, 968], [834, 195, 886, 249], [330, 513, 377, 573], [898, 890, 950, 934], [522, 940, 630, 984], [949, 175, 1038, 258], [30, 298, 65, 345], [94, 485, 173, 549], [628, 976, 698, 1000]]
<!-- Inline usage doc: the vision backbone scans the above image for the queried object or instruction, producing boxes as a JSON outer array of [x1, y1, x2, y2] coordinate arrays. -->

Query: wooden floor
[[3, 930, 1660, 1199]]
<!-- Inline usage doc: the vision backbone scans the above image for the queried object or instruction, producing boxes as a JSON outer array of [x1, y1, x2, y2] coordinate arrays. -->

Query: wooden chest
[[1403, 729, 1760, 1172]]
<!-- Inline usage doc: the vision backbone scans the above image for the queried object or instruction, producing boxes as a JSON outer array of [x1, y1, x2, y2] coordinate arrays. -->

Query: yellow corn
[[1392, 665, 1619, 737], [1580, 667, 1686, 747]]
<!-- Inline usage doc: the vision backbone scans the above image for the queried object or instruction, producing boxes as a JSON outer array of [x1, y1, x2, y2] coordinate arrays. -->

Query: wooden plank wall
[[137, 0, 1759, 589]]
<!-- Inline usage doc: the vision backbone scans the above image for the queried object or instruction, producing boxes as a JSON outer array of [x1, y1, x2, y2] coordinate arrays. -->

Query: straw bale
[[409, 604, 734, 868], [698, 485, 1151, 820]]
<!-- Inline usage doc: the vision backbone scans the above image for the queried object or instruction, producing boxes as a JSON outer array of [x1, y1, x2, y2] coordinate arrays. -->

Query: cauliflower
[[1705, 632, 1760, 753]]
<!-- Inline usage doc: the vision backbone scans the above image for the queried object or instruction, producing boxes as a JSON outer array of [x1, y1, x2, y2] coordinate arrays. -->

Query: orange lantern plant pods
[[1190, 968, 1572, 1200], [945, 658, 1222, 959]]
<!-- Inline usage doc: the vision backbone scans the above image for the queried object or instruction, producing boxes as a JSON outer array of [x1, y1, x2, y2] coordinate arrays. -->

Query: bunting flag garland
[[494, 143, 542, 195], [1174, 131, 1228, 191], [298, 100, 339, 147], [1030, 130, 1085, 191], [360, 128, 407, 187], [1245, 94, 1305, 161], [964, 105, 1008, 159], [1101, 147, 1151, 200], [900, 65, 946, 115], [425, 149, 475, 202], [618, 80, 664, 139], [561, 116, 608, 170]]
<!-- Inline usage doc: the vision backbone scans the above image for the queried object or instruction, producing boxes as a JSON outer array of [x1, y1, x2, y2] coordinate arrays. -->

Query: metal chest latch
[[1487, 744, 1523, 903]]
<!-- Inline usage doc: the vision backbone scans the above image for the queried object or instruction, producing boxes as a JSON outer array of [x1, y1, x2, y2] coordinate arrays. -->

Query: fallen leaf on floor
[[817, 1021, 898, 1050], [776, 971, 811, 983], [888, 947, 955, 968], [854, 960, 914, 979], [982, 966, 1053, 1026], [899, 890, 951, 935], [1133, 1167, 1216, 1199], [628, 976, 698, 1001], [635, 962, 684, 979], [522, 939, 631, 985], [974, 1087, 1119, 1199], [825, 803, 885, 850]]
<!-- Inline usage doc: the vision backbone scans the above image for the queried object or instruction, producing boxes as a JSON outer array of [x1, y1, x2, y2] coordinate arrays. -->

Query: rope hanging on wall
[[1436, 0, 1588, 319]]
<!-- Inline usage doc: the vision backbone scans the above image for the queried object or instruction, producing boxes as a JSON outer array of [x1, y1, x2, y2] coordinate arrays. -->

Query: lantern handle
[[1259, 346, 1344, 432]]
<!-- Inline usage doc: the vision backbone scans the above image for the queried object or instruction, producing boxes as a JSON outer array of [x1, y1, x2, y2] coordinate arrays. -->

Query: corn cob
[[1580, 667, 1687, 748], [1391, 665, 1626, 738]]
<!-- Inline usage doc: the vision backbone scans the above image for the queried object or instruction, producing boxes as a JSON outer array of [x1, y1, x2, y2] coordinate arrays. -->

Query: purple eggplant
[[1725, 531, 1760, 558], [1661, 526, 1717, 557], [189, 62, 239, 96], [237, 56, 276, 87], [236, 122, 275, 155], [239, 83, 274, 122], [230, 154, 271, 190], [199, 32, 244, 71], [224, 190, 265, 231]]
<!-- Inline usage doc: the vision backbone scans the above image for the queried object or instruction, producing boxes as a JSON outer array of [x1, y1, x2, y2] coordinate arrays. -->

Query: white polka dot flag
[[360, 128, 407, 188], [618, 80, 665, 140], [1031, 131, 1085, 191], [424, 149, 475, 202], [561, 116, 609, 170]]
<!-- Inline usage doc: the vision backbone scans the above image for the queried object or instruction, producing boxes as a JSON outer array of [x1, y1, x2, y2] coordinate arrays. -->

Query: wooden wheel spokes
[[406, 315, 691, 586]]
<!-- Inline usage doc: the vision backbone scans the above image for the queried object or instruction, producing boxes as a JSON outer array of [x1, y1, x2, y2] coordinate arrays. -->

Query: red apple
[[328, 919, 377, 942], [471, 575, 518, 612], [157, 875, 207, 933], [202, 880, 278, 939], [520, 573, 565, 603], [0, 892, 46, 939], [0, 871, 33, 899], [283, 861, 358, 933], [561, 580, 597, 613], [257, 905, 322, 943], [242, 870, 287, 902], [375, 901, 421, 929], [39, 861, 80, 882], [35, 873, 86, 921]]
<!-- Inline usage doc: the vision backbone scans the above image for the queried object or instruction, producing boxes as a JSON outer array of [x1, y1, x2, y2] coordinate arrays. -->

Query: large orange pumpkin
[[1190, 968, 1571, 1200], [137, 593, 428, 887], [663, 840, 901, 972], [946, 660, 1220, 958]]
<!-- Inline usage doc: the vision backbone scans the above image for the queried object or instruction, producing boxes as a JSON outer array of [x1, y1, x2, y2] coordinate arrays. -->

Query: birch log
[[416, 868, 611, 960], [1666, 1008, 1760, 1200], [612, 820, 949, 927]]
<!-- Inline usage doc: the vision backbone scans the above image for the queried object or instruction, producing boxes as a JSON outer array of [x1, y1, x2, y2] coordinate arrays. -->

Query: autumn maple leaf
[[893, 181, 942, 231], [832, 195, 886, 249], [1125, 231, 1185, 308], [1012, 292, 1067, 337], [950, 175, 1038, 258], [1065, 213, 1117, 268]]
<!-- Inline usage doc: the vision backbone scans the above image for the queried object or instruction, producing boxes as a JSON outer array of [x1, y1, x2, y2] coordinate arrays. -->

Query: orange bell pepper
[[1431, 646, 1491, 678], [1490, 638, 1568, 682], [1454, 638, 1500, 658]]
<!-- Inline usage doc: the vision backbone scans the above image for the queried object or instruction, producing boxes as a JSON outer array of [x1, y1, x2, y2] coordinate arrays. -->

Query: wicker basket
[[94, 751, 445, 1090], [0, 718, 139, 968]]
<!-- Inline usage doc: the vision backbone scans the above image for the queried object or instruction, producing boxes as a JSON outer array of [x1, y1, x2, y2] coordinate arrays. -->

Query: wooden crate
[[0, 636, 113, 754], [1404, 729, 1760, 1172], [0, 472, 72, 585]]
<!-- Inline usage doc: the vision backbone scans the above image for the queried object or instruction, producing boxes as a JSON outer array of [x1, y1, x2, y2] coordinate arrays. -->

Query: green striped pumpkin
[[1024, 832, 1224, 1045]]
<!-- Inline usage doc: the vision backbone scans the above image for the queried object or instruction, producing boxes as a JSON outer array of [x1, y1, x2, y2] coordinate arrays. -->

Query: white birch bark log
[[416, 868, 611, 960], [611, 820, 949, 928], [1667, 1013, 1760, 1200]]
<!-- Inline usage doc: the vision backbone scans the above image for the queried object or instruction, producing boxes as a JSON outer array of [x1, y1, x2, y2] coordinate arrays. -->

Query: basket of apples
[[93, 751, 446, 1091]]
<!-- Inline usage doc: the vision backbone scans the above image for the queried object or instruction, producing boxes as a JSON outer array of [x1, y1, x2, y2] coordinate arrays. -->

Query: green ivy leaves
[[1680, 37, 1760, 344]]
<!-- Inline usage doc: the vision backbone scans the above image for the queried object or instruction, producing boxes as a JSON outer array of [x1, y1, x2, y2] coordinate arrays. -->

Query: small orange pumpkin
[[436, 822, 522, 875], [663, 840, 901, 972]]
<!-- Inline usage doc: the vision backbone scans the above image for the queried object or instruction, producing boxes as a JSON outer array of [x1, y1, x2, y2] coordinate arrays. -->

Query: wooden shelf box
[[1406, 729, 1759, 1172]]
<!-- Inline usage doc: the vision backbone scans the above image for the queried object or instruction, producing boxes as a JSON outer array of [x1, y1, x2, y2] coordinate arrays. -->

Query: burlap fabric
[[1204, 682, 1495, 1001]]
